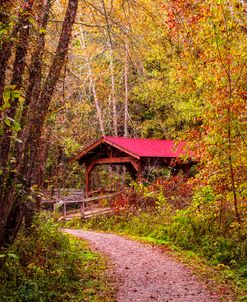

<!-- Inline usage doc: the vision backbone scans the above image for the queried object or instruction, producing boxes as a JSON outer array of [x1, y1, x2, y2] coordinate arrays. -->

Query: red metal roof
[[70, 136, 189, 163], [104, 136, 187, 158]]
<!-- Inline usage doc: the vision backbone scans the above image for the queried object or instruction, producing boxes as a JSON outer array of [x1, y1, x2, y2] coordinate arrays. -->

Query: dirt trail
[[63, 229, 219, 302]]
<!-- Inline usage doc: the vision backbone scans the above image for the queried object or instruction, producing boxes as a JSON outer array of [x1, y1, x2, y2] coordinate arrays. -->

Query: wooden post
[[80, 191, 85, 218], [62, 201, 66, 219], [85, 162, 96, 197], [80, 201, 85, 218], [137, 161, 142, 182], [85, 168, 89, 197], [125, 163, 137, 180]]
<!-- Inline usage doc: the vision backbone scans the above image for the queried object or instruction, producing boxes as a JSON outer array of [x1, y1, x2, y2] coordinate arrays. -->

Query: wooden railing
[[42, 189, 124, 220]]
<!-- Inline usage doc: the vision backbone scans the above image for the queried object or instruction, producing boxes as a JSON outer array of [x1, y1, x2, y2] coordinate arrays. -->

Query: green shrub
[[166, 209, 247, 269], [0, 214, 115, 302]]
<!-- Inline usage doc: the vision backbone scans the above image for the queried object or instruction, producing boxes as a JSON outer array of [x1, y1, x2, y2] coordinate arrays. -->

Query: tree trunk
[[0, 0, 34, 211], [3, 202, 23, 246], [79, 29, 105, 136], [101, 0, 118, 136], [2, 2, 53, 240], [0, 0, 79, 248], [0, 0, 34, 170], [0, 1, 26, 108], [109, 46, 118, 136], [19, 0, 52, 132], [22, 0, 79, 187], [17, 0, 52, 170], [124, 40, 129, 137]]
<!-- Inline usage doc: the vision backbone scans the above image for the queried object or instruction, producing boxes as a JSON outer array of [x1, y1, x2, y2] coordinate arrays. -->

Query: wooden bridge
[[42, 189, 123, 220]]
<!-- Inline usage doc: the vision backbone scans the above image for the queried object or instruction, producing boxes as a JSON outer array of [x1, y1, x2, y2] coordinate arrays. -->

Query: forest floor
[[63, 229, 220, 302]]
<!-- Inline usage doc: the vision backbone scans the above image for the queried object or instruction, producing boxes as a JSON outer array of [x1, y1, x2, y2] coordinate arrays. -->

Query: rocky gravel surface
[[63, 229, 219, 302]]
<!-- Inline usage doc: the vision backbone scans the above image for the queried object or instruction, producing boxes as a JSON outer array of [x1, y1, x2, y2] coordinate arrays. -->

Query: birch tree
[[79, 28, 105, 135]]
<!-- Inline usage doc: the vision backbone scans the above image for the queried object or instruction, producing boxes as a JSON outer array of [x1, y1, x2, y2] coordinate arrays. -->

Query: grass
[[0, 214, 116, 302]]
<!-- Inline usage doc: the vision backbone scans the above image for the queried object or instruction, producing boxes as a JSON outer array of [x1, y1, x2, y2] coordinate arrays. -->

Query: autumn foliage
[[0, 0, 246, 251]]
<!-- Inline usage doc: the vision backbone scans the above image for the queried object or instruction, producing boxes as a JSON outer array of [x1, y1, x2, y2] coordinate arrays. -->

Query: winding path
[[63, 229, 219, 302]]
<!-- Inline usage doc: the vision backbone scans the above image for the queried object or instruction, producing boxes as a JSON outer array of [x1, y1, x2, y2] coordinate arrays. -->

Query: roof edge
[[104, 136, 140, 159], [69, 136, 141, 164], [69, 137, 104, 163]]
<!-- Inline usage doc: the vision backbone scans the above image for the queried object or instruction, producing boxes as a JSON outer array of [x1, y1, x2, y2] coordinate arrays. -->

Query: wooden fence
[[42, 189, 123, 220]]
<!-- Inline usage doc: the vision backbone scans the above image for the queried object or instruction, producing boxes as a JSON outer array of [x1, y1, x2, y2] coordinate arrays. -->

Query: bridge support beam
[[85, 157, 141, 196]]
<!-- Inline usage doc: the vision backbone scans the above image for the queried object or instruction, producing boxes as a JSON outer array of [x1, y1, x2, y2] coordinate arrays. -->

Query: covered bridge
[[70, 136, 194, 195]]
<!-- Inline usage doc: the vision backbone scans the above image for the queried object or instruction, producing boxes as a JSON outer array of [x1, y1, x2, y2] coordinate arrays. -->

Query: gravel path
[[63, 229, 219, 302]]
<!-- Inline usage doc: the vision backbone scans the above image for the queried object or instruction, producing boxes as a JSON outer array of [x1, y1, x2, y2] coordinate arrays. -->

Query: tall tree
[[0, 0, 79, 247]]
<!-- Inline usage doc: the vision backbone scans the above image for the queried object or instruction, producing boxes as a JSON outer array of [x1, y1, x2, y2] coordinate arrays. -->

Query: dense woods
[[0, 0, 246, 300]]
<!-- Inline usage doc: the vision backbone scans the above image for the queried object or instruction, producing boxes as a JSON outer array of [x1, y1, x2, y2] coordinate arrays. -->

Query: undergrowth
[[0, 214, 115, 302]]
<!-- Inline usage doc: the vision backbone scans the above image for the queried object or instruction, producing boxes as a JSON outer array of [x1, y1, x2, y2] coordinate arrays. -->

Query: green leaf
[[7, 253, 19, 260], [3, 90, 10, 102], [39, 27, 47, 34], [13, 121, 21, 132], [4, 117, 11, 127], [28, 16, 36, 27]]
